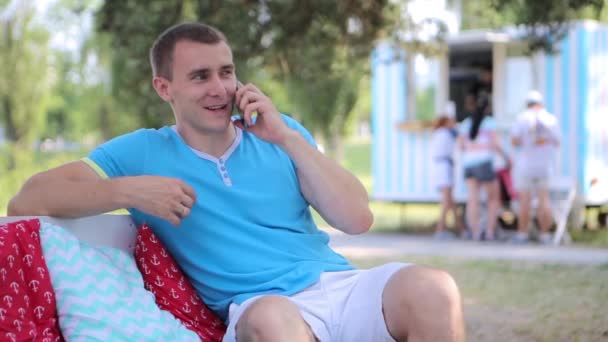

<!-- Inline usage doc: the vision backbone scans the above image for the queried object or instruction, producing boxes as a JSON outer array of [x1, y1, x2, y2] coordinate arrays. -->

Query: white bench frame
[[0, 215, 137, 253]]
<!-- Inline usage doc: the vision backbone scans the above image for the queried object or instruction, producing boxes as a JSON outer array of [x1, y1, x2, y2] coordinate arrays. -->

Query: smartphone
[[230, 80, 257, 127]]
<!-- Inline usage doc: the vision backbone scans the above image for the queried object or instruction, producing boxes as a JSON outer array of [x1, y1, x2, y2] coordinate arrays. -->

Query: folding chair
[[547, 177, 577, 245]]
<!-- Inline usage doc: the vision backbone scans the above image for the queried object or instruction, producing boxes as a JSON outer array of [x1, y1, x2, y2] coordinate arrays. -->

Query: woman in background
[[430, 101, 461, 239], [458, 95, 505, 241]]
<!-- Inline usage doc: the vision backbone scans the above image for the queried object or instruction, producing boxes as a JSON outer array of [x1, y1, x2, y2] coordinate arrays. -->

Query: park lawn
[[352, 256, 608, 342]]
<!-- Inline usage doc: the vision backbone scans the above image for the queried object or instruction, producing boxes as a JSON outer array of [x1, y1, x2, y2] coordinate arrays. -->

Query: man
[[464, 65, 492, 116], [511, 90, 561, 244], [9, 22, 464, 341]]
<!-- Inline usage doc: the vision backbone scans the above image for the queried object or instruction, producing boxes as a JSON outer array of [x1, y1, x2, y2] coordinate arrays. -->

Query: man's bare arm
[[8, 161, 196, 226], [8, 161, 132, 217], [233, 82, 372, 234], [279, 131, 373, 235]]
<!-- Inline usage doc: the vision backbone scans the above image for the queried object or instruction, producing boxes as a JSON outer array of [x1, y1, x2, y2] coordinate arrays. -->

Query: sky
[[407, 0, 459, 34], [3, 0, 99, 53]]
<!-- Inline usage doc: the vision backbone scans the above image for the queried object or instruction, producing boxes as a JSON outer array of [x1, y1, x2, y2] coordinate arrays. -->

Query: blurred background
[[1, 0, 608, 241], [3, 1, 608, 340]]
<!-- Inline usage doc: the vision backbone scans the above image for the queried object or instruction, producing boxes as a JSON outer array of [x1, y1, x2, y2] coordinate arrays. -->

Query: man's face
[[157, 40, 237, 134]]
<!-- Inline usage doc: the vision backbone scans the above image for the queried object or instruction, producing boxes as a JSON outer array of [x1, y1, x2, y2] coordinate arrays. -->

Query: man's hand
[[233, 82, 293, 145], [124, 176, 196, 226]]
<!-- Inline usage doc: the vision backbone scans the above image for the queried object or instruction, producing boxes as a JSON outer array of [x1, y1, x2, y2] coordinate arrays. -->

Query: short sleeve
[[85, 129, 150, 178], [510, 114, 525, 138], [482, 116, 497, 132], [548, 115, 561, 143], [458, 118, 470, 137], [282, 115, 316, 148]]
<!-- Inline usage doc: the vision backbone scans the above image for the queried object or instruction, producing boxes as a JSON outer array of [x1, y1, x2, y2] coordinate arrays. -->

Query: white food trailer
[[371, 21, 608, 216]]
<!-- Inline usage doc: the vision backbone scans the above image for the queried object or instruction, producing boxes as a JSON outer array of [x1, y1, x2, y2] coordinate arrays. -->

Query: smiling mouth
[[204, 104, 228, 112]]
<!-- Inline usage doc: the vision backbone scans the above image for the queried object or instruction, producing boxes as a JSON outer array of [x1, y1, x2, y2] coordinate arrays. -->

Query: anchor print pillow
[[39, 221, 200, 341], [134, 224, 226, 341], [0, 218, 63, 342]]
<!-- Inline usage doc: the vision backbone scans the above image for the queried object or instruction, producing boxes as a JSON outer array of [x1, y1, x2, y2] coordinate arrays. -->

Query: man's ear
[[152, 76, 172, 102]]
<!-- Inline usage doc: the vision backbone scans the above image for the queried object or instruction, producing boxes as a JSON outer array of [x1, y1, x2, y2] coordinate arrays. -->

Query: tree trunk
[[328, 132, 344, 164], [99, 103, 112, 141], [2, 96, 17, 143]]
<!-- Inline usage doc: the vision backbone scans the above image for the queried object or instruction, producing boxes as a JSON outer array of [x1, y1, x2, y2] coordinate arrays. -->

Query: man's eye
[[192, 74, 206, 81]]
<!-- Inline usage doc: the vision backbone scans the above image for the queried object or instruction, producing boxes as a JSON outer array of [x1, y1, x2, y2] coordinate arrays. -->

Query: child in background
[[430, 101, 461, 239]]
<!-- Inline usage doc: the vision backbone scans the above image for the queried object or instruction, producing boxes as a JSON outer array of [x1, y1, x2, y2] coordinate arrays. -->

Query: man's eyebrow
[[186, 64, 234, 77], [187, 68, 210, 78]]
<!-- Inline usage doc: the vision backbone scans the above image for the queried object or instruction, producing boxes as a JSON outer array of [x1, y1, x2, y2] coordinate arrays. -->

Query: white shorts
[[432, 160, 454, 190], [222, 262, 409, 342], [514, 168, 550, 193]]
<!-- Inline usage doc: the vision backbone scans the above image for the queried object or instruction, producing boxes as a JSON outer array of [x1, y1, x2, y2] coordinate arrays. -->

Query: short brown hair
[[150, 22, 228, 80]]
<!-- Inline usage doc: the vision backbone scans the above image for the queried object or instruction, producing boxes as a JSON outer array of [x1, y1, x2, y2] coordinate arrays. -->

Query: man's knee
[[388, 266, 461, 310], [236, 295, 312, 341], [383, 266, 463, 340]]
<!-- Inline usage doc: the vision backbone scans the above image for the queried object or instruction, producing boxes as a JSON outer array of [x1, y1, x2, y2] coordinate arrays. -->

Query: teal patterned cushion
[[40, 222, 199, 341]]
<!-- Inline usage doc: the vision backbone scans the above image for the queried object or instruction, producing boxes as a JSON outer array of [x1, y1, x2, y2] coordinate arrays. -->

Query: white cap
[[526, 90, 543, 104], [437, 101, 456, 118]]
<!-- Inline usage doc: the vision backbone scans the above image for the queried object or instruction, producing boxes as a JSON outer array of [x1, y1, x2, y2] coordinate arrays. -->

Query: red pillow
[[0, 218, 64, 342], [134, 224, 225, 341]]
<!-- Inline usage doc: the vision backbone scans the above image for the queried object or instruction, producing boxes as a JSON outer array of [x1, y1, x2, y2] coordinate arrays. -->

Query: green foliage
[[96, 1, 188, 128], [459, 0, 514, 31], [386, 1, 449, 57], [415, 86, 436, 121], [43, 0, 131, 141], [95, 0, 391, 144], [491, 0, 605, 54], [0, 146, 85, 215], [0, 2, 51, 147]]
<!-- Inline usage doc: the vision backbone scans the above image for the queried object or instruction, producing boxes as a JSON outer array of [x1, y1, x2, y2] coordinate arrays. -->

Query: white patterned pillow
[[39, 222, 199, 342]]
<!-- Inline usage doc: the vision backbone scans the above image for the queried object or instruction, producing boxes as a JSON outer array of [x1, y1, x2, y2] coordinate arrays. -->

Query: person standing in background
[[458, 95, 505, 241], [511, 90, 560, 244], [430, 102, 462, 240]]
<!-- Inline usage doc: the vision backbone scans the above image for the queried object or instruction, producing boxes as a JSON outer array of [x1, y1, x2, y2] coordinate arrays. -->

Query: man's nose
[[207, 75, 228, 96]]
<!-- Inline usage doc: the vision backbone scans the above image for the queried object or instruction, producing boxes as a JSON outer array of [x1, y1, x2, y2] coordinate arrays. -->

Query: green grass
[[353, 256, 608, 342]]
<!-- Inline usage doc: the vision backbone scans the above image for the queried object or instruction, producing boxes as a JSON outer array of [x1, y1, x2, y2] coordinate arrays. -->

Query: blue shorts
[[464, 161, 495, 182]]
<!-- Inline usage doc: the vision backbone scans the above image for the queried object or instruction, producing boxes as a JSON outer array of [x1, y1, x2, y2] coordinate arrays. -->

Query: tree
[[457, 0, 606, 54], [491, 0, 605, 54], [96, 0, 391, 158], [456, 0, 605, 89], [0, 1, 50, 145], [256, 1, 390, 159], [0, 1, 51, 168], [457, 0, 513, 31]]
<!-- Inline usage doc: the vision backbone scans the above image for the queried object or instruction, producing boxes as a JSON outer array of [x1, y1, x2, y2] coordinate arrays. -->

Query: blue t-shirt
[[85, 115, 354, 320]]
